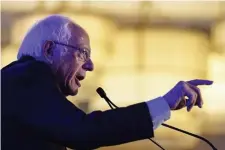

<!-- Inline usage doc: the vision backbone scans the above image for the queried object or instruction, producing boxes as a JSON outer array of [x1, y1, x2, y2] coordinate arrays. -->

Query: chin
[[70, 89, 78, 96], [67, 85, 79, 96], [63, 85, 79, 96], [66, 80, 80, 96]]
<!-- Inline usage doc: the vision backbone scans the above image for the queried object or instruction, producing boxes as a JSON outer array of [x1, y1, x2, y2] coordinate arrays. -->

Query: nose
[[82, 59, 94, 71]]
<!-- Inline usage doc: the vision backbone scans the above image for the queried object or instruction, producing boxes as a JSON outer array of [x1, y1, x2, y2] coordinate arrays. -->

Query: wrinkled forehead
[[68, 23, 90, 51]]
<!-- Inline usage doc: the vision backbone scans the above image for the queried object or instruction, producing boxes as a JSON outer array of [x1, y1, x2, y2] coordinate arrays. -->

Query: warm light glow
[[61, 13, 116, 41], [143, 29, 209, 76], [212, 20, 225, 52], [208, 53, 225, 83], [202, 83, 225, 115], [202, 53, 225, 115], [1, 1, 39, 12], [151, 1, 221, 19], [87, 1, 140, 15], [1, 46, 18, 68], [106, 29, 138, 67], [11, 14, 49, 45], [140, 73, 188, 100], [43, 1, 62, 12], [89, 72, 139, 110], [140, 28, 210, 100], [64, 1, 84, 10], [141, 29, 211, 148]]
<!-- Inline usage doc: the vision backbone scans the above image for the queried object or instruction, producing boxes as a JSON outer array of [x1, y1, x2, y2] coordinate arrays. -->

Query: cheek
[[57, 52, 84, 79], [64, 56, 84, 78], [73, 53, 85, 72]]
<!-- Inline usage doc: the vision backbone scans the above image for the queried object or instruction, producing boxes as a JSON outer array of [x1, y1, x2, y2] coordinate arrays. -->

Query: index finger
[[187, 79, 213, 86]]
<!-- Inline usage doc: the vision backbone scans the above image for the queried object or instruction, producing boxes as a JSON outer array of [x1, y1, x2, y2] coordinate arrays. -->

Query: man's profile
[[2, 15, 213, 150]]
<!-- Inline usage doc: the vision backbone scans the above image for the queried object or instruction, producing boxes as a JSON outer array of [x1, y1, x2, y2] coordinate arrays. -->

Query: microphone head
[[96, 87, 107, 98]]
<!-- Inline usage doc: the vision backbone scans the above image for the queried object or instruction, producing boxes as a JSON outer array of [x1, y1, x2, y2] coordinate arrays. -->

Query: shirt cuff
[[145, 97, 171, 130]]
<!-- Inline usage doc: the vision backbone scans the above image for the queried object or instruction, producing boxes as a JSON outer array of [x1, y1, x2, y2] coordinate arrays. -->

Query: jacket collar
[[19, 55, 36, 62]]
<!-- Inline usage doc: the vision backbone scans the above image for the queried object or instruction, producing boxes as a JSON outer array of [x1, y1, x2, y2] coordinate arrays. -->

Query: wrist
[[146, 97, 171, 129], [162, 94, 172, 110]]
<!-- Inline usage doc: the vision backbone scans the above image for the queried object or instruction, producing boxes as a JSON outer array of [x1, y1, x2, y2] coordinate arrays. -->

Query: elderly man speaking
[[2, 15, 213, 150]]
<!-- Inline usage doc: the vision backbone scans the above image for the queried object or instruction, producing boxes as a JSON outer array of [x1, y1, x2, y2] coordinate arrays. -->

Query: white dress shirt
[[146, 97, 171, 130]]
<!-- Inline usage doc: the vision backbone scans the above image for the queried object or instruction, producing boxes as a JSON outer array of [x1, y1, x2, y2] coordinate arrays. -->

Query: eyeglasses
[[49, 41, 91, 62]]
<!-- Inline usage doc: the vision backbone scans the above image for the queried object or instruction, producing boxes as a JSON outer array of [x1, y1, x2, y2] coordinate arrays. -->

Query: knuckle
[[178, 81, 185, 85], [189, 91, 196, 98], [196, 87, 200, 93], [178, 81, 186, 88], [193, 92, 198, 99]]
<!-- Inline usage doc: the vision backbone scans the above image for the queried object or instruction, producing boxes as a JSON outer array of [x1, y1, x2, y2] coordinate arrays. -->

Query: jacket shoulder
[[2, 59, 53, 83], [2, 59, 56, 116]]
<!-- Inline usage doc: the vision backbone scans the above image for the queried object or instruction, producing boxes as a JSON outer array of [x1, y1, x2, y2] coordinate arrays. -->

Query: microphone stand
[[161, 123, 217, 150]]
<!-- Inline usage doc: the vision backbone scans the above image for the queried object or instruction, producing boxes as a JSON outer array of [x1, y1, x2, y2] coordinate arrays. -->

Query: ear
[[43, 41, 55, 64]]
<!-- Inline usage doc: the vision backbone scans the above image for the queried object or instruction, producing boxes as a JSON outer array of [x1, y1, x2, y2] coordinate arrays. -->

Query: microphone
[[96, 88, 118, 109], [96, 87, 218, 150]]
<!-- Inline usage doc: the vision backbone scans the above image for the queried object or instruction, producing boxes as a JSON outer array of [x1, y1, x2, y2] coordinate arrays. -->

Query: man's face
[[44, 25, 94, 96]]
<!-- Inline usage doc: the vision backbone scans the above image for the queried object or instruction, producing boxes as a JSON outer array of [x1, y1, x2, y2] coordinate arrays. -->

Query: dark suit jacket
[[2, 56, 154, 150]]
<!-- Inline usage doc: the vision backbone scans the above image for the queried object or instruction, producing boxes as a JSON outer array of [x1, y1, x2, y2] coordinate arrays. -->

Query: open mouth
[[76, 75, 85, 81], [75, 75, 85, 87]]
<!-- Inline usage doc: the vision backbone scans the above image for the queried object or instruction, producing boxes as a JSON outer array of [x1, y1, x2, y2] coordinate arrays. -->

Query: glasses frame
[[48, 40, 90, 62]]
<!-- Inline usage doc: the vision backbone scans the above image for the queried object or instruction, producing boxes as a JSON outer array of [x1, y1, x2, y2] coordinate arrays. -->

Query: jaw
[[58, 78, 79, 96], [69, 89, 78, 96], [67, 77, 79, 96]]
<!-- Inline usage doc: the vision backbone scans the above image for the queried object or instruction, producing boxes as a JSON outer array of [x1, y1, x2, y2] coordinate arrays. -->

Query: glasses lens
[[82, 49, 90, 61]]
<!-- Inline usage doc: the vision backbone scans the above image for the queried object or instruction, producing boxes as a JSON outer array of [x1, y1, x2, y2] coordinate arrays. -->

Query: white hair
[[17, 15, 72, 60]]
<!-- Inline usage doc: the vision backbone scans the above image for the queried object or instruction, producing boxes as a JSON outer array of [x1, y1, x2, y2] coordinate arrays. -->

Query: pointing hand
[[163, 79, 213, 111]]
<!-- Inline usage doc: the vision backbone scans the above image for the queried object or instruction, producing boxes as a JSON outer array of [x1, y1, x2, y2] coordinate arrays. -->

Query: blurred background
[[1, 1, 225, 150]]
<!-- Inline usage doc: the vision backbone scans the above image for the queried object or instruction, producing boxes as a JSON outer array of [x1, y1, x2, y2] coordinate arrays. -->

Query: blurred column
[[141, 28, 210, 149], [211, 20, 225, 54], [1, 1, 39, 12], [142, 28, 210, 149], [1, 46, 18, 67], [89, 29, 139, 110], [149, 1, 221, 20], [205, 20, 225, 116], [201, 20, 225, 135], [141, 28, 209, 99]]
